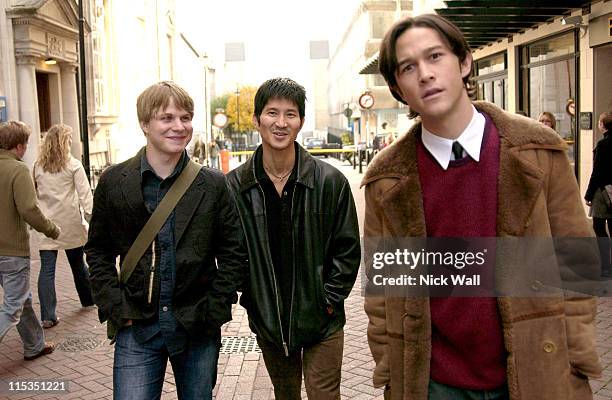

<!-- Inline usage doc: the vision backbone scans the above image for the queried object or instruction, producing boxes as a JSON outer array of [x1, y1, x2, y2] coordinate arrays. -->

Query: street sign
[[343, 107, 353, 118], [213, 112, 228, 128]]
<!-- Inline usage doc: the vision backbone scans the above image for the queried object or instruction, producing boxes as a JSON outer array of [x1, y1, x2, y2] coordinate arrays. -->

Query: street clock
[[213, 112, 228, 128], [359, 92, 375, 109]]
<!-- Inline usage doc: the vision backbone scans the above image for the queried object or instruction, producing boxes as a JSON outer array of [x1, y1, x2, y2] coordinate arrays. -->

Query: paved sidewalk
[[0, 156, 610, 399]]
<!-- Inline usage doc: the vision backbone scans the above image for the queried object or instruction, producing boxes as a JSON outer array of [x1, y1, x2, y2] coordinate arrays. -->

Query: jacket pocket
[[121, 256, 149, 304]]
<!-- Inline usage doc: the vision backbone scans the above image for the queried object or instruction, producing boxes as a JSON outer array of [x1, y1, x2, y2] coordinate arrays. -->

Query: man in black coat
[[85, 81, 246, 400], [227, 78, 361, 400], [585, 111, 612, 277]]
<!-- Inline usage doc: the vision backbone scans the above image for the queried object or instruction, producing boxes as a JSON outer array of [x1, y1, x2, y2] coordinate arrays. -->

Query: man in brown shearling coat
[[363, 14, 602, 400]]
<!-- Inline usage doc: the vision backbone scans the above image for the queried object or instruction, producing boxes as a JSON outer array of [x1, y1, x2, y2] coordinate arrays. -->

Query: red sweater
[[417, 113, 507, 390]]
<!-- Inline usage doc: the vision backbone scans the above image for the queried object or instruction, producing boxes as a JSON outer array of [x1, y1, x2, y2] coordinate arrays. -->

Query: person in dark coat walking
[[585, 111, 612, 277]]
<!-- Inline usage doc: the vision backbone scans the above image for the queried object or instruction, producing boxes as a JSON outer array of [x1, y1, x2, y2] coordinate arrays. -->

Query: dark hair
[[600, 112, 612, 132], [378, 13, 475, 118], [254, 78, 306, 122]]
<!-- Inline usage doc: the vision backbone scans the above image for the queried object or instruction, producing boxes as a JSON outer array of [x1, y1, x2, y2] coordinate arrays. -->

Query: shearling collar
[[362, 101, 566, 186]]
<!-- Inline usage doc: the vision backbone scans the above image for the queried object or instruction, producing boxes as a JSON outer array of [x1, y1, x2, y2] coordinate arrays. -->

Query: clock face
[[359, 93, 375, 109], [213, 113, 228, 128]]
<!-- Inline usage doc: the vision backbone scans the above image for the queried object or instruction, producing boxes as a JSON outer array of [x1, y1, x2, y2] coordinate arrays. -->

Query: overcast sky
[[178, 0, 360, 94]]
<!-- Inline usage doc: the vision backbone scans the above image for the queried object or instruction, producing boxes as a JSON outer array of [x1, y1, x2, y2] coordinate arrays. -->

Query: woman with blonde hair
[[34, 124, 94, 328], [538, 111, 557, 131]]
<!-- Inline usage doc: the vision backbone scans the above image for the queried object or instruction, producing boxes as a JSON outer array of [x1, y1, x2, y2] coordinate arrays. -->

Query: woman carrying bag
[[34, 124, 94, 328]]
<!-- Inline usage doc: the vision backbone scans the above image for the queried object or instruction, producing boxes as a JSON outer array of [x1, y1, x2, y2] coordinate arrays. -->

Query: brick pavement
[[0, 156, 610, 399]]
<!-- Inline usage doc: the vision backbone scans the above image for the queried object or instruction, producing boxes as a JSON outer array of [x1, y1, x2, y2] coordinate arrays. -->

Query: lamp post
[[235, 87, 240, 136], [77, 0, 90, 181]]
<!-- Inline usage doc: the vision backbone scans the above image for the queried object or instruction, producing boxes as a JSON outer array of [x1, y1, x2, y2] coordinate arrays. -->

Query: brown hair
[[0, 121, 31, 150], [378, 13, 475, 118], [600, 112, 612, 132], [136, 81, 194, 124], [37, 124, 73, 173]]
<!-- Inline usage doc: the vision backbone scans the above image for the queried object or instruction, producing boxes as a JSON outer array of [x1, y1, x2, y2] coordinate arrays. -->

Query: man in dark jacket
[[226, 78, 361, 399], [85, 81, 246, 400], [585, 111, 612, 277]]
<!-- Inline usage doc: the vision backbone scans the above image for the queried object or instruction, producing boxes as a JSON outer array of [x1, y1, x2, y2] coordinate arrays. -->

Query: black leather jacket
[[227, 144, 361, 354]]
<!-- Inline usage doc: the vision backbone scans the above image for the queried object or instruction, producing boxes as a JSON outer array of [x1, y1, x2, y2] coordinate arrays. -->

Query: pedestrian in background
[[33, 124, 94, 329], [0, 121, 58, 360], [383, 132, 395, 148], [209, 139, 219, 169], [538, 111, 557, 132], [585, 111, 612, 277]]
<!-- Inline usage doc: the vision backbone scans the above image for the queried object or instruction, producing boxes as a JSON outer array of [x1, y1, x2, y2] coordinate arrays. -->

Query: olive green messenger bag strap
[[107, 159, 202, 341]]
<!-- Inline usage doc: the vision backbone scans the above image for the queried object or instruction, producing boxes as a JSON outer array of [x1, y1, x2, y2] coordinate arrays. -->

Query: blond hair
[[0, 121, 31, 150], [37, 124, 73, 173], [136, 81, 194, 124]]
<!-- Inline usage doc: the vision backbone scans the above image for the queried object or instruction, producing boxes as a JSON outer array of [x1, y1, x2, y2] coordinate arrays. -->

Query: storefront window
[[474, 52, 507, 110], [521, 31, 578, 173]]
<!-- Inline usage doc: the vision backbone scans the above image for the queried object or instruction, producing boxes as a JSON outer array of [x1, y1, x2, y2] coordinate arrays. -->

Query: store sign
[[579, 112, 592, 130]]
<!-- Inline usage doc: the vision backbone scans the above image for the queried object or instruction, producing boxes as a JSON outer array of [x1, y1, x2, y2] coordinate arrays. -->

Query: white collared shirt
[[421, 106, 486, 170]]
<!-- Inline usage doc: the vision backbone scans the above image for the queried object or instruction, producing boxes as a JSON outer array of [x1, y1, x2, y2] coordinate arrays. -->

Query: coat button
[[530, 280, 543, 291], [543, 341, 556, 353], [162, 306, 168, 312]]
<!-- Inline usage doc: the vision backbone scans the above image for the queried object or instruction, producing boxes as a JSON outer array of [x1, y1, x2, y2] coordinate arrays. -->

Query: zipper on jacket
[[256, 182, 289, 357], [147, 241, 156, 304], [287, 187, 297, 355]]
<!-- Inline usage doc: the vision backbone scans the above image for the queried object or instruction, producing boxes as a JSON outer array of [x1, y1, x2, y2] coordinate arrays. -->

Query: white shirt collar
[[421, 106, 486, 170]]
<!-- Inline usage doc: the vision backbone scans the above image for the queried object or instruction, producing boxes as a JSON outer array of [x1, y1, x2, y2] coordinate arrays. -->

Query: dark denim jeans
[[113, 326, 221, 400], [428, 379, 509, 400], [38, 247, 94, 322]]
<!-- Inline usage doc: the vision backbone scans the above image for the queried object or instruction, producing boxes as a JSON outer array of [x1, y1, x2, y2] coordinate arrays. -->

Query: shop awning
[[437, 0, 592, 50], [360, 0, 592, 74]]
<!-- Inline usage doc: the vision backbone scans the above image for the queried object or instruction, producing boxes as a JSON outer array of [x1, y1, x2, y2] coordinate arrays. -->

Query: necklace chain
[[263, 164, 292, 181]]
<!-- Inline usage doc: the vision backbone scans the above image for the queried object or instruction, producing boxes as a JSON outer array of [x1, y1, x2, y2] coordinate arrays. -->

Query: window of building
[[370, 11, 394, 39], [368, 74, 387, 88], [520, 30, 578, 174], [474, 52, 507, 110]]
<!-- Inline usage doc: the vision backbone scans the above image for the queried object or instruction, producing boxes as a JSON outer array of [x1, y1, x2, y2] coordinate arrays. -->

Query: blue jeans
[[113, 326, 220, 400], [0, 256, 46, 358], [38, 247, 94, 322], [428, 379, 509, 400]]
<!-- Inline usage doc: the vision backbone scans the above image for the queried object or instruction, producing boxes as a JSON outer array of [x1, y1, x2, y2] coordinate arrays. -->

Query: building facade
[[0, 0, 92, 167], [466, 0, 612, 200], [328, 0, 412, 146]]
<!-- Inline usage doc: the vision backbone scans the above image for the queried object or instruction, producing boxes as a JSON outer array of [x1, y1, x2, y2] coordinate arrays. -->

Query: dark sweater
[[417, 113, 507, 390]]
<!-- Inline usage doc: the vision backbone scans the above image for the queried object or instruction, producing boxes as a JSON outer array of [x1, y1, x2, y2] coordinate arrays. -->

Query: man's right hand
[[50, 225, 61, 240]]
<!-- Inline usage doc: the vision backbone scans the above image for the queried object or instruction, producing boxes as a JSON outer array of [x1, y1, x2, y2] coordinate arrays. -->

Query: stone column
[[16, 55, 40, 168], [60, 62, 82, 160]]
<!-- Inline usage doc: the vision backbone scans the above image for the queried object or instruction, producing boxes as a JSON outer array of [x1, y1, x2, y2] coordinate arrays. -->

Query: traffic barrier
[[220, 149, 230, 173]]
